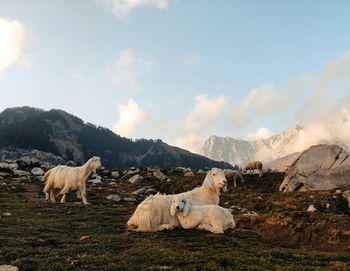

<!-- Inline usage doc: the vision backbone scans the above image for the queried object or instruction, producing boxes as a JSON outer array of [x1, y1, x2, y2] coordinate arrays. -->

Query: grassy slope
[[0, 172, 349, 271]]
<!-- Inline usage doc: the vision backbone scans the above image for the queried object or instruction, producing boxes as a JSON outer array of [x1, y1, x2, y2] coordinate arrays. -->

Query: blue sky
[[1, 0, 350, 150]]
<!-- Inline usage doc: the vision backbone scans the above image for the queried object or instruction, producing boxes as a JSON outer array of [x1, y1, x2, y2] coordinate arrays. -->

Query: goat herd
[[41, 156, 264, 234]]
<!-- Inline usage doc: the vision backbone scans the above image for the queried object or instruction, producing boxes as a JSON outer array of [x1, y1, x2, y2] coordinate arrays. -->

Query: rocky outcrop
[[280, 144, 350, 192], [266, 152, 300, 172]]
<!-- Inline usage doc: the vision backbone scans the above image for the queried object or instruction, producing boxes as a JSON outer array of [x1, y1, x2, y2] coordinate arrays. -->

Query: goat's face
[[90, 156, 101, 172], [173, 195, 186, 212], [210, 168, 227, 193], [171, 194, 190, 216]]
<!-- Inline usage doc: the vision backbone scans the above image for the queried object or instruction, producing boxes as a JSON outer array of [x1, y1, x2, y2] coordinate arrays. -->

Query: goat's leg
[[50, 191, 56, 202], [197, 223, 224, 234], [43, 182, 51, 201], [80, 186, 89, 205], [60, 186, 70, 203], [156, 224, 175, 231]]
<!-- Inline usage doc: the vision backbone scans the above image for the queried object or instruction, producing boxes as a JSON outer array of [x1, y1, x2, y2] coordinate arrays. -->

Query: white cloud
[[0, 17, 29, 73], [102, 0, 169, 18], [112, 99, 146, 137], [110, 48, 152, 92], [184, 54, 200, 66], [246, 127, 273, 141], [232, 84, 284, 127], [185, 94, 227, 133], [321, 50, 350, 84]]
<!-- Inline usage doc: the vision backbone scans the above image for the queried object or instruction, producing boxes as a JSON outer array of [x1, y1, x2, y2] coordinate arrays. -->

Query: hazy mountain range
[[193, 126, 304, 167]]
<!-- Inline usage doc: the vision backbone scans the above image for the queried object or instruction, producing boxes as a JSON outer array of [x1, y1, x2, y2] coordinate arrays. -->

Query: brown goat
[[243, 161, 263, 177]]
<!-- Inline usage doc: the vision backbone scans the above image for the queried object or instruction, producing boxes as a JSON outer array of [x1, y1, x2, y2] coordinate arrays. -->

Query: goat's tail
[[42, 169, 52, 182]]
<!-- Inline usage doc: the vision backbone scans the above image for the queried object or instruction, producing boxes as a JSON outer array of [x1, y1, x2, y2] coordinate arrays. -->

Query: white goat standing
[[171, 194, 235, 234], [43, 156, 101, 205]]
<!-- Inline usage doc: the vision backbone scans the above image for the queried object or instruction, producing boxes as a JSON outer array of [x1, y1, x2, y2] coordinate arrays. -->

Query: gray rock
[[91, 173, 102, 180], [128, 174, 143, 184], [13, 169, 30, 177], [106, 194, 121, 202], [0, 162, 18, 170], [122, 168, 140, 179], [31, 167, 44, 176], [267, 152, 300, 172], [153, 170, 167, 181], [0, 265, 19, 271], [17, 156, 32, 167], [111, 171, 120, 178], [89, 179, 102, 184], [307, 205, 317, 212], [280, 144, 350, 192], [131, 187, 148, 195], [2, 212, 11, 217], [184, 171, 194, 177]]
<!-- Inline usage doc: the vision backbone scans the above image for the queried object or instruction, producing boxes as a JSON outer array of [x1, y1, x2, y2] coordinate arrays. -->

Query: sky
[[1, 0, 350, 151]]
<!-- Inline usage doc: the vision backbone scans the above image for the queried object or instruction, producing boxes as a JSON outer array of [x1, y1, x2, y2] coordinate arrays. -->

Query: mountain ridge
[[0, 106, 233, 170]]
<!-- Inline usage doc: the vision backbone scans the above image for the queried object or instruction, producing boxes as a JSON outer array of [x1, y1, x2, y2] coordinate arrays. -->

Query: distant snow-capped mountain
[[193, 126, 303, 167]]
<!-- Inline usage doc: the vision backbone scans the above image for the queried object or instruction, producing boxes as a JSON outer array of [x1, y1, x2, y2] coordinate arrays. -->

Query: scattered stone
[[0, 265, 19, 271], [122, 168, 140, 179], [326, 203, 331, 209], [131, 187, 148, 195], [128, 174, 143, 184], [184, 171, 194, 177], [2, 212, 11, 217], [153, 170, 167, 180], [13, 169, 30, 177], [91, 173, 102, 180], [89, 179, 102, 184], [79, 235, 90, 241], [307, 205, 317, 212], [109, 181, 117, 186], [16, 156, 32, 167], [198, 169, 206, 174], [111, 171, 120, 178], [122, 197, 136, 202], [31, 167, 44, 176], [106, 194, 121, 202]]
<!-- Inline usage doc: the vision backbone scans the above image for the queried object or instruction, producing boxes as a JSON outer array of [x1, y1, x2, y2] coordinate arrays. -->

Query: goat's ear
[[170, 200, 176, 216], [203, 172, 214, 189], [183, 200, 190, 217]]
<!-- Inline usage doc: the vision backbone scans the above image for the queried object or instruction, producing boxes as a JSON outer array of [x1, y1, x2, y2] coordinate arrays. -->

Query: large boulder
[[267, 152, 300, 172], [280, 144, 350, 192]]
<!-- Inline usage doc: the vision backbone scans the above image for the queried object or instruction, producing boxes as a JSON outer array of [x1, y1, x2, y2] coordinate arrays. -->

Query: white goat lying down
[[127, 193, 179, 232], [43, 156, 101, 205], [126, 168, 228, 232], [171, 194, 235, 234]]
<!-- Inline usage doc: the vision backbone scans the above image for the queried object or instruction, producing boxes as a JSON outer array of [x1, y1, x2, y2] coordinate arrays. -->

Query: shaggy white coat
[[171, 168, 228, 211], [43, 156, 101, 205], [127, 193, 179, 232], [171, 194, 235, 234], [127, 168, 228, 232]]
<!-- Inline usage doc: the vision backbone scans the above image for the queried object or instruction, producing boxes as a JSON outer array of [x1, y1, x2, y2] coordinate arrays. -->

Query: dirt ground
[[0, 170, 349, 270]]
